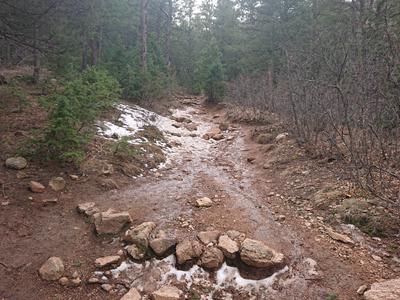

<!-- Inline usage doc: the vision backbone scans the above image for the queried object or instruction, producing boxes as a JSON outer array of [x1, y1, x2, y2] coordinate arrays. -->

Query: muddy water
[[96, 100, 328, 299]]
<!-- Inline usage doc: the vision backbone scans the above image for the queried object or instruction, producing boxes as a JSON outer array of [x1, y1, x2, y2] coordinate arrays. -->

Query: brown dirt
[[0, 90, 399, 299]]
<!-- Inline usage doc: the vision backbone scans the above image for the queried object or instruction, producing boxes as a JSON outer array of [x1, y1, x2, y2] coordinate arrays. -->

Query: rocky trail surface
[[1, 97, 399, 300]]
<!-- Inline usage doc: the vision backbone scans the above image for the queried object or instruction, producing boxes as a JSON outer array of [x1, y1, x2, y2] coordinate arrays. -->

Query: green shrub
[[38, 67, 121, 162]]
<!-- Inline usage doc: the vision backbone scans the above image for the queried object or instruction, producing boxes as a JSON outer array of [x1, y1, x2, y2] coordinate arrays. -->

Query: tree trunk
[[32, 27, 40, 84], [140, 0, 149, 71]]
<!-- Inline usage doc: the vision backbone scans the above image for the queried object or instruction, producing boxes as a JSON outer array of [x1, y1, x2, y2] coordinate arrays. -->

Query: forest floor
[[0, 82, 399, 299]]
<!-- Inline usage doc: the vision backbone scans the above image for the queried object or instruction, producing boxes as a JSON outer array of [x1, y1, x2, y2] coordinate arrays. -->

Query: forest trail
[[1, 97, 397, 300]]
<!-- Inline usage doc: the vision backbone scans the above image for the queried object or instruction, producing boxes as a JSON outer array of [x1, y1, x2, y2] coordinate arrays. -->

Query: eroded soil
[[0, 96, 399, 299]]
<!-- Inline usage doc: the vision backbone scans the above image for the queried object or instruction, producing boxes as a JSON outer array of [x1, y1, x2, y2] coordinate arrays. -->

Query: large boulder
[[152, 286, 183, 300], [5, 157, 27, 170], [149, 230, 177, 257], [39, 257, 64, 281], [121, 288, 141, 300], [240, 238, 285, 269], [94, 209, 132, 235], [218, 235, 239, 259], [198, 247, 224, 270], [364, 278, 400, 300], [124, 222, 156, 249], [175, 239, 203, 265]]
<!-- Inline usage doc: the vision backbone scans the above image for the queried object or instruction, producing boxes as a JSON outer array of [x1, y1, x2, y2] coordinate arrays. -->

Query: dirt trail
[[1, 97, 395, 300]]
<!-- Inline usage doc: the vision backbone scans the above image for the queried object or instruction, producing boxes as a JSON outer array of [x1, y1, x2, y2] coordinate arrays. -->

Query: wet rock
[[125, 222, 156, 249], [327, 228, 355, 245], [198, 247, 224, 270], [202, 134, 210, 140], [175, 239, 203, 265], [95, 255, 120, 268], [101, 283, 114, 292], [185, 123, 198, 131], [39, 257, 64, 281], [59, 277, 69, 286], [126, 244, 146, 260], [94, 209, 132, 235], [256, 133, 274, 144], [364, 278, 400, 300], [149, 231, 177, 256], [196, 197, 213, 208], [208, 127, 222, 138], [5, 157, 27, 170], [121, 287, 141, 300], [49, 177, 66, 191], [198, 230, 220, 244], [218, 235, 239, 259], [77, 202, 99, 217], [240, 239, 285, 269], [29, 181, 45, 193], [152, 286, 183, 300], [357, 284, 368, 295]]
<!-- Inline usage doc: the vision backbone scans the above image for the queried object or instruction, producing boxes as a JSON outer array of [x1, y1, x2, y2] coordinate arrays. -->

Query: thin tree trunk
[[140, 0, 149, 71], [32, 27, 40, 83]]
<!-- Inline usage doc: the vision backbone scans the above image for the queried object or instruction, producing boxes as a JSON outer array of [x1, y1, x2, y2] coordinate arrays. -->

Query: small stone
[[88, 277, 100, 284], [240, 239, 285, 269], [42, 198, 58, 205], [72, 271, 79, 278], [69, 175, 79, 180], [372, 255, 382, 262], [357, 284, 368, 295], [5, 157, 27, 170], [59, 277, 69, 286], [212, 133, 224, 141], [198, 230, 220, 244], [218, 235, 239, 259], [39, 257, 64, 281], [175, 239, 203, 265], [276, 133, 289, 141], [277, 215, 286, 222], [121, 287, 141, 300], [247, 157, 256, 163], [126, 245, 146, 260], [29, 181, 45, 193], [152, 286, 182, 300], [124, 222, 156, 250], [198, 247, 224, 270], [327, 229, 354, 245], [77, 202, 99, 217], [95, 255, 120, 268], [49, 177, 66, 191], [94, 209, 132, 235], [196, 197, 213, 208], [117, 249, 124, 256], [101, 284, 113, 292], [70, 278, 81, 286]]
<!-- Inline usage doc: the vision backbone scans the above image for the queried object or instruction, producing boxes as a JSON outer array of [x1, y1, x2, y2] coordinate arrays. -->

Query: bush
[[38, 67, 121, 162]]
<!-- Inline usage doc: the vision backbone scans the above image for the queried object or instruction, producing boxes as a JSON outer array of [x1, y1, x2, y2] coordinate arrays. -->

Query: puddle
[[105, 254, 289, 299]]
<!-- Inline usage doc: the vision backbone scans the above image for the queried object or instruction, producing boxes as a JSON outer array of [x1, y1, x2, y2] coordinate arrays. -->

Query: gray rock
[[5, 157, 27, 170], [94, 209, 132, 235], [364, 278, 400, 300], [240, 238, 285, 269], [39, 257, 64, 281], [196, 197, 213, 208]]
